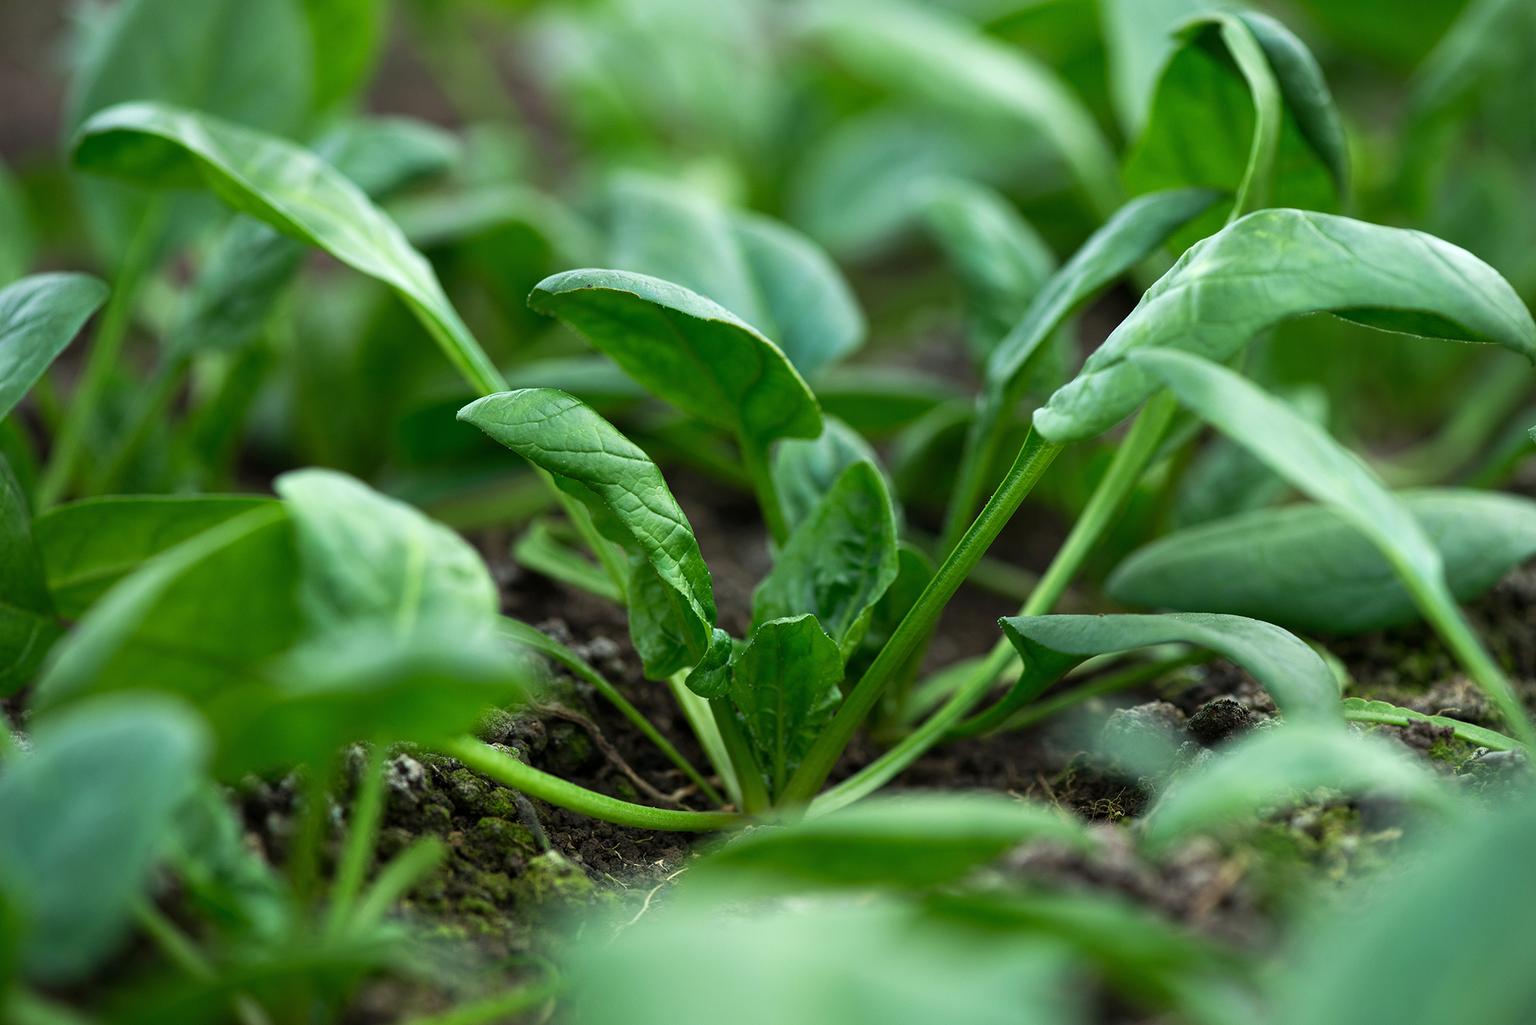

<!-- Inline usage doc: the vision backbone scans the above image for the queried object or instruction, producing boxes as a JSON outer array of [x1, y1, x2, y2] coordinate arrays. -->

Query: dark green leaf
[[0, 695, 208, 983], [731, 615, 843, 795], [529, 268, 822, 447], [772, 417, 888, 532], [997, 612, 1339, 727], [1099, 0, 1209, 132], [1142, 722, 1450, 853], [72, 102, 503, 393], [35, 495, 271, 617], [694, 793, 1087, 890], [458, 388, 716, 676], [0, 161, 32, 284], [753, 462, 899, 659], [301, 0, 384, 111], [1036, 210, 1536, 443], [0, 273, 108, 421], [1111, 489, 1536, 635], [275, 468, 498, 637], [0, 458, 57, 694]]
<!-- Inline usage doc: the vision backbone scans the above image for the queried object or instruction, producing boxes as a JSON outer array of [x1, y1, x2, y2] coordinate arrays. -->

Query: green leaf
[[772, 417, 888, 532], [797, 0, 1118, 214], [0, 273, 109, 421], [458, 388, 716, 676], [0, 695, 208, 983], [995, 612, 1339, 729], [1142, 722, 1450, 853], [0, 161, 33, 284], [1269, 788, 1536, 1025], [920, 178, 1056, 363], [1341, 698, 1519, 753], [0, 458, 57, 695], [301, 0, 384, 111], [607, 174, 865, 377], [731, 616, 843, 796], [1110, 489, 1536, 635], [816, 366, 963, 437], [275, 469, 499, 637], [564, 894, 1077, 1025], [202, 621, 529, 776], [529, 268, 822, 448], [1035, 210, 1536, 443], [34, 505, 306, 711], [694, 794, 1087, 891], [1125, 11, 1347, 236], [72, 101, 504, 393], [753, 462, 899, 659], [171, 117, 460, 359], [982, 188, 1222, 409], [35, 495, 271, 617], [1099, 0, 1210, 133]]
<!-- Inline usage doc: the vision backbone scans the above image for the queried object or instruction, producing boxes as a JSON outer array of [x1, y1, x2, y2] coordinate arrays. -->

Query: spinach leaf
[[529, 268, 823, 449], [35, 495, 272, 616], [301, 0, 384, 112], [771, 417, 887, 532], [0, 695, 207, 983], [1341, 698, 1519, 752], [72, 102, 504, 393], [1099, 0, 1208, 133], [752, 462, 899, 660], [731, 615, 843, 796], [992, 613, 1339, 730], [1035, 210, 1536, 443], [458, 388, 716, 676], [0, 273, 109, 421], [275, 468, 498, 637], [694, 794, 1087, 891], [1142, 722, 1451, 853], [0, 458, 57, 694], [1110, 489, 1536, 635], [607, 174, 864, 377], [1126, 11, 1347, 236]]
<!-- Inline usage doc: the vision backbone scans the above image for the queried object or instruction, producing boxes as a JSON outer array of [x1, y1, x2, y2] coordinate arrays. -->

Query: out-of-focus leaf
[[0, 273, 108, 421], [1098, 0, 1209, 133], [731, 615, 843, 795], [1341, 698, 1520, 752], [0, 163, 32, 284], [816, 366, 964, 437], [1142, 722, 1450, 852], [459, 388, 716, 677], [753, 462, 898, 659], [302, 0, 384, 111], [1035, 210, 1536, 443], [695, 793, 1088, 890], [0, 458, 56, 694], [529, 268, 822, 448], [35, 495, 271, 617], [1111, 489, 1536, 635], [73, 102, 503, 393], [0, 695, 207, 983]]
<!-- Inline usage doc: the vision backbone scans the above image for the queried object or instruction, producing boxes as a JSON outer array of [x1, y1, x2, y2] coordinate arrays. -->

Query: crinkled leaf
[[72, 101, 503, 392], [797, 0, 1118, 214], [1111, 489, 1536, 635], [35, 495, 271, 617], [458, 388, 715, 675], [1035, 210, 1536, 442], [694, 794, 1087, 891], [607, 174, 864, 377], [275, 469, 498, 637], [998, 613, 1339, 727], [1143, 722, 1451, 853], [753, 462, 898, 659], [731, 615, 843, 796], [35, 505, 305, 710], [530, 268, 822, 447], [771, 417, 888, 532], [0, 695, 208, 983], [0, 273, 108, 421], [920, 178, 1055, 364], [0, 458, 57, 694]]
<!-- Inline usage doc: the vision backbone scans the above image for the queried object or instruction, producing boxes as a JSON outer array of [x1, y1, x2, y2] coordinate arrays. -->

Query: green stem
[[38, 202, 164, 509], [326, 745, 388, 936], [740, 435, 788, 547], [710, 698, 769, 814], [938, 399, 1007, 557], [443, 736, 742, 832], [501, 618, 723, 805], [290, 761, 334, 911], [669, 675, 741, 807], [779, 431, 1063, 805], [88, 353, 185, 494], [540, 468, 630, 601], [512, 519, 626, 604], [394, 981, 557, 1025]]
